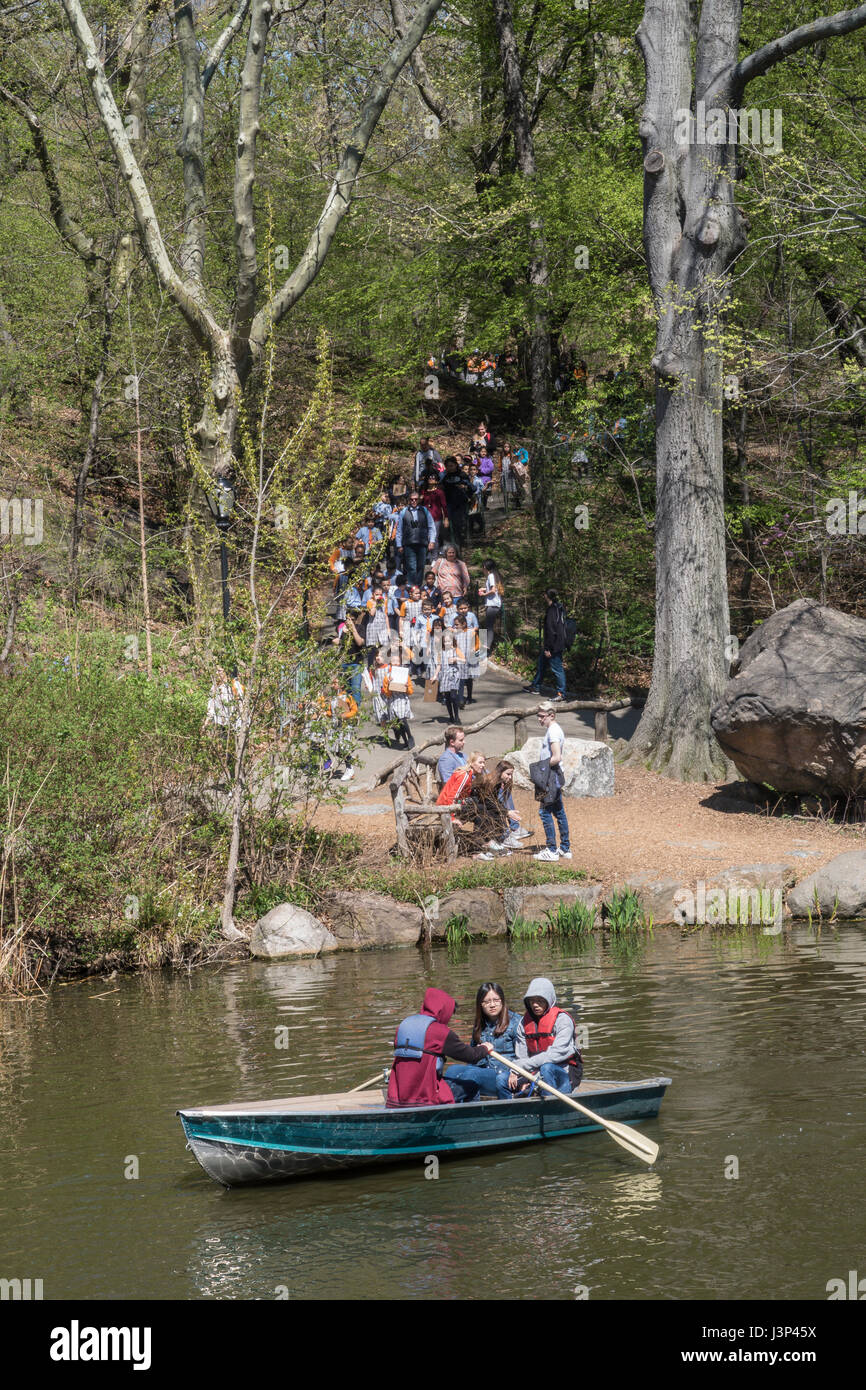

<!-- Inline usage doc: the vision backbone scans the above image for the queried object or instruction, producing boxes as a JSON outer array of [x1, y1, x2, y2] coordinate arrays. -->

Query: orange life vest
[[522, 1005, 579, 1065]]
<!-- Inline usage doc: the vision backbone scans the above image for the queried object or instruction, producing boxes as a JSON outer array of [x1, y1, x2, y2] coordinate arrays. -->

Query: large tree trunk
[[628, 0, 866, 781], [626, 0, 745, 781]]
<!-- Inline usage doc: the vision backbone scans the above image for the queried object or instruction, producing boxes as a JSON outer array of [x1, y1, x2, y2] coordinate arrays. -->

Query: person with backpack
[[395, 489, 436, 588], [527, 588, 568, 698]]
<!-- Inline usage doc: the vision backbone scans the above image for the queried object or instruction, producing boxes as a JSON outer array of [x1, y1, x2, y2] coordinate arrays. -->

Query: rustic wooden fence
[[368, 696, 642, 861]]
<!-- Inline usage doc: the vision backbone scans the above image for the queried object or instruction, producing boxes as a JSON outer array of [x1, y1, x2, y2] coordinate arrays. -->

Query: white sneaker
[[340, 768, 355, 782], [533, 848, 560, 862], [486, 840, 506, 851], [474, 852, 495, 861], [501, 834, 523, 849], [514, 828, 532, 840], [559, 850, 572, 859]]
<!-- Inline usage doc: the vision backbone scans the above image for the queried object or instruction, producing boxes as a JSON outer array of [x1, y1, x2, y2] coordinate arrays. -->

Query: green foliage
[[604, 887, 651, 932], [544, 899, 598, 936]]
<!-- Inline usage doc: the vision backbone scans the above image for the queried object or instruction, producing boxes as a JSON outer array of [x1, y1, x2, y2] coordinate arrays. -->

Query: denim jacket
[[477, 1010, 521, 1077]]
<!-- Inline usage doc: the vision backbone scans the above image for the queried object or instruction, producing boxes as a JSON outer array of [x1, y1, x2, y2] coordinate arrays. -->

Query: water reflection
[[2, 922, 865, 1298]]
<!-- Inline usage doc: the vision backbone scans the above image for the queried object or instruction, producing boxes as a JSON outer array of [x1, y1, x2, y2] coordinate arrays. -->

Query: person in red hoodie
[[386, 987, 492, 1107]]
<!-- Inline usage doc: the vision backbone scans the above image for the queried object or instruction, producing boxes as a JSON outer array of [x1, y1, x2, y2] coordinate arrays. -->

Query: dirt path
[[315, 763, 862, 889]]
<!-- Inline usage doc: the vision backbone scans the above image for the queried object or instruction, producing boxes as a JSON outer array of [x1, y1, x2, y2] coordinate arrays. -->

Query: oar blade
[[603, 1119, 659, 1166]]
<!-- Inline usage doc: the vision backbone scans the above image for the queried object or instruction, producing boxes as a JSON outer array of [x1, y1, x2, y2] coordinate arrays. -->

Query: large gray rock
[[250, 903, 339, 958], [624, 863, 795, 925], [433, 889, 507, 938], [504, 881, 602, 924], [323, 891, 422, 948], [711, 599, 866, 796], [787, 851, 866, 918], [507, 737, 614, 798]]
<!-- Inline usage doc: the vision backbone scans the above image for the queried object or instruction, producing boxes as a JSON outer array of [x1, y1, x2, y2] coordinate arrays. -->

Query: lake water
[[1, 922, 864, 1300]]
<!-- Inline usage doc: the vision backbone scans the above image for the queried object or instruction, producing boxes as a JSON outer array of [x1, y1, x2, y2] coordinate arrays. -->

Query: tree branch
[[249, 0, 445, 355], [203, 0, 252, 90], [736, 4, 866, 88], [173, 4, 207, 284], [58, 0, 221, 351], [0, 84, 99, 265], [232, 0, 272, 358]]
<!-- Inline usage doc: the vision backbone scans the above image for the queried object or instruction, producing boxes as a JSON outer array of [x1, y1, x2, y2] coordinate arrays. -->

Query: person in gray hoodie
[[507, 976, 583, 1097]]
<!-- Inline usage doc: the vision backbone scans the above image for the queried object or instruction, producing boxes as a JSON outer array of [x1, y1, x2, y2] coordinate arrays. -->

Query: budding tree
[[57, 0, 446, 479]]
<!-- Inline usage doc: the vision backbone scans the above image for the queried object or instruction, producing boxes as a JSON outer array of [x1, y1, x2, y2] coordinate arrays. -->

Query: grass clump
[[544, 899, 598, 936], [604, 887, 651, 931], [444, 913, 472, 946]]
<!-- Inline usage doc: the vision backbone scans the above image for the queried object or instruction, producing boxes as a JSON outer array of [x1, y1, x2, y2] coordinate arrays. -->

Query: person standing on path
[[440, 456, 473, 549], [528, 589, 567, 698], [479, 559, 504, 654], [413, 436, 442, 486], [395, 490, 436, 588], [533, 701, 571, 862], [431, 544, 470, 602]]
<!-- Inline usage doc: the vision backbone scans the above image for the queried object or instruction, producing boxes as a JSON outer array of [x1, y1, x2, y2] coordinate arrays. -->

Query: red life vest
[[522, 1005, 579, 1066]]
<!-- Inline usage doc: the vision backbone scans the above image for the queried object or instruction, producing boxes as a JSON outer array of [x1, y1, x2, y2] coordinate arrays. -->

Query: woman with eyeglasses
[[444, 982, 521, 1102]]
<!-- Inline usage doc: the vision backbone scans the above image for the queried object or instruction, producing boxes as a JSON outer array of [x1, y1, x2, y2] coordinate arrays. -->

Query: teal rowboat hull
[[177, 1076, 671, 1187]]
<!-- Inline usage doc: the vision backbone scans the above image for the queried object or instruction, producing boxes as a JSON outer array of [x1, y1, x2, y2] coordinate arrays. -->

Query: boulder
[[786, 851, 866, 919], [624, 863, 795, 925], [507, 737, 614, 798], [432, 889, 507, 938], [711, 599, 866, 796], [250, 903, 339, 959], [504, 881, 602, 925], [323, 891, 422, 948]]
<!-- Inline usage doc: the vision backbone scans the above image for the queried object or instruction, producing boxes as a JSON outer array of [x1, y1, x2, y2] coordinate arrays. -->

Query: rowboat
[[178, 1075, 671, 1187]]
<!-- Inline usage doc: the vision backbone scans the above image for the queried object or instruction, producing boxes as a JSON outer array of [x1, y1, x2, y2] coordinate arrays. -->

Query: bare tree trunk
[[628, 0, 866, 781]]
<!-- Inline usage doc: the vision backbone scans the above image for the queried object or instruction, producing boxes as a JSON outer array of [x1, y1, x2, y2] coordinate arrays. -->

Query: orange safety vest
[[522, 1005, 579, 1066]]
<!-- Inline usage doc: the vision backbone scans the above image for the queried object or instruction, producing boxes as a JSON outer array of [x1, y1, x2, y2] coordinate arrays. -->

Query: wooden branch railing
[[368, 695, 642, 791], [377, 694, 643, 861]]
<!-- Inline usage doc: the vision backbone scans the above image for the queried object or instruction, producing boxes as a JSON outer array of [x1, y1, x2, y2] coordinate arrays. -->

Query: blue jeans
[[539, 792, 570, 853], [533, 649, 565, 695], [446, 1064, 512, 1102], [401, 544, 428, 587], [536, 1062, 573, 1095], [342, 661, 363, 707]]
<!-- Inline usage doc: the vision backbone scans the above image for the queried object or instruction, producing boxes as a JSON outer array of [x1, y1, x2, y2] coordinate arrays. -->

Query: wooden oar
[[350, 1069, 390, 1093], [488, 1050, 659, 1166]]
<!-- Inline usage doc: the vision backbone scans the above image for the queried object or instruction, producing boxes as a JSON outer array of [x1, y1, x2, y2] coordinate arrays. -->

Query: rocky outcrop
[[786, 851, 866, 918], [624, 863, 796, 925], [507, 737, 614, 798], [711, 599, 866, 796], [323, 891, 423, 948], [433, 889, 507, 938], [250, 904, 339, 959], [504, 881, 602, 924]]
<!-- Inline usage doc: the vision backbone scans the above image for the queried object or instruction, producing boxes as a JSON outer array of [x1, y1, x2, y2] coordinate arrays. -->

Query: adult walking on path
[[528, 589, 567, 698], [395, 489, 436, 588], [533, 701, 571, 862], [413, 436, 442, 486], [431, 544, 470, 601], [440, 456, 473, 549], [479, 559, 504, 654]]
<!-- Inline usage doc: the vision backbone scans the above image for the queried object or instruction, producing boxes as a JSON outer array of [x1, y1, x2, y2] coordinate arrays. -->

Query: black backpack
[[553, 603, 578, 650]]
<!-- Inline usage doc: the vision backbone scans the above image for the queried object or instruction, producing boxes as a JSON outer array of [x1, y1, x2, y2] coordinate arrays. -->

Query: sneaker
[[340, 768, 355, 782], [486, 840, 506, 851], [474, 852, 495, 861], [514, 827, 532, 840], [552, 693, 564, 702], [533, 848, 560, 862], [558, 850, 572, 859], [501, 833, 523, 849]]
